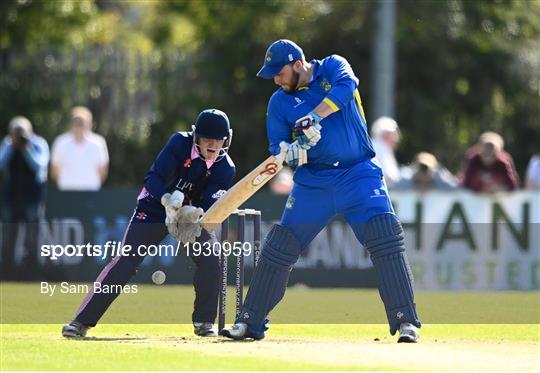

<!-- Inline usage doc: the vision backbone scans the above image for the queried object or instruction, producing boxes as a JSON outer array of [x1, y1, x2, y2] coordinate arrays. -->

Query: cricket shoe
[[62, 320, 90, 338], [221, 322, 265, 340], [193, 322, 217, 337], [397, 322, 419, 343]]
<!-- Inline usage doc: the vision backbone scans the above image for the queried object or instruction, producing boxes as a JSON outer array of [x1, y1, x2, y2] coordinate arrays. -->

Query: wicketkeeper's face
[[198, 137, 225, 161]]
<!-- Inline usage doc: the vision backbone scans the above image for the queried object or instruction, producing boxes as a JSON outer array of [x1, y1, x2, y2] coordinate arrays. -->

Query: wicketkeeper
[[62, 109, 235, 338]]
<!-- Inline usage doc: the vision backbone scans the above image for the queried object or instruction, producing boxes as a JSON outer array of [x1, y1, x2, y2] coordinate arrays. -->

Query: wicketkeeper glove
[[174, 206, 204, 244], [294, 111, 322, 149], [280, 141, 307, 169], [161, 190, 185, 232]]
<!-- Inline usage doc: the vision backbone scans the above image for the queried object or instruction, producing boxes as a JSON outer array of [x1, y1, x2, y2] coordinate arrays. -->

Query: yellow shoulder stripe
[[354, 89, 366, 122], [323, 97, 340, 113]]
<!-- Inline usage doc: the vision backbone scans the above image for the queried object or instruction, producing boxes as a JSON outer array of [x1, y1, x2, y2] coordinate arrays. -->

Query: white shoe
[[193, 322, 217, 337], [221, 322, 249, 340], [398, 322, 419, 343], [221, 322, 265, 340]]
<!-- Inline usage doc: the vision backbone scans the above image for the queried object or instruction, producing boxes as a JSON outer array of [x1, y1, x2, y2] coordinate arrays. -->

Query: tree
[[1, 0, 539, 185]]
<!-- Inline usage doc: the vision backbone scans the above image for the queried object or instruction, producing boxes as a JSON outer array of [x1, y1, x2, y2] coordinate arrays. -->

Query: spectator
[[394, 152, 458, 192], [0, 116, 49, 278], [51, 106, 109, 191], [524, 153, 540, 190], [461, 131, 520, 192], [371, 116, 401, 186]]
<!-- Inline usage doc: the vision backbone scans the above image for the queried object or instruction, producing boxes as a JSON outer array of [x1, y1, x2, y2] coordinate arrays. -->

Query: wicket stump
[[217, 209, 261, 334]]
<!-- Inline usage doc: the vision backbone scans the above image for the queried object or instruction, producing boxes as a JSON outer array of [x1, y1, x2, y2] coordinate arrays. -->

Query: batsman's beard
[[281, 70, 301, 93]]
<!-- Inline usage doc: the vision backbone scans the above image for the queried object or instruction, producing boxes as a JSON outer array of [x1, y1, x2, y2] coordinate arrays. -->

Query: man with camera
[[0, 116, 49, 279]]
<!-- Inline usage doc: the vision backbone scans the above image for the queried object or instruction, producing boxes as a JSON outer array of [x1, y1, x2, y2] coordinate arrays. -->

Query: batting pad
[[363, 213, 422, 335], [237, 224, 301, 331]]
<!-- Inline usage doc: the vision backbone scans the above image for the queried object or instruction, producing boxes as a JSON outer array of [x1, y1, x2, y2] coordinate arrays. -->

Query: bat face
[[252, 162, 280, 186], [201, 151, 287, 228]]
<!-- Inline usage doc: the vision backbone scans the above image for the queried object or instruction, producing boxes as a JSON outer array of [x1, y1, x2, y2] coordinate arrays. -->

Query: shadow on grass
[[213, 338, 258, 343], [76, 336, 148, 342]]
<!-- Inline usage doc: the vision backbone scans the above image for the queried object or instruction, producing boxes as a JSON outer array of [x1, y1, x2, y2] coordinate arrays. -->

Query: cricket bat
[[201, 143, 290, 228]]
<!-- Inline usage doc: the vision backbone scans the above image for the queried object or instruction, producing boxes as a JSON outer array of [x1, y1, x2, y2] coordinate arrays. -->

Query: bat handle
[[279, 141, 289, 155], [280, 141, 300, 165], [278, 140, 299, 158]]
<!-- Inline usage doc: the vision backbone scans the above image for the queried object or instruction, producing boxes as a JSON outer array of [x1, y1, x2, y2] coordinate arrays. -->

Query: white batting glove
[[280, 141, 307, 168], [294, 112, 322, 149], [161, 190, 185, 226]]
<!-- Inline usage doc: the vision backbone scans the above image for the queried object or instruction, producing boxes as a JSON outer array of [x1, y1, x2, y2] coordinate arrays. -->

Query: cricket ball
[[152, 270, 166, 285]]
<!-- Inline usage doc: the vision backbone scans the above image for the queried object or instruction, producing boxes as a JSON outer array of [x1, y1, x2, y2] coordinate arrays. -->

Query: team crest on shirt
[[285, 195, 295, 209], [321, 79, 332, 92], [266, 51, 273, 62]]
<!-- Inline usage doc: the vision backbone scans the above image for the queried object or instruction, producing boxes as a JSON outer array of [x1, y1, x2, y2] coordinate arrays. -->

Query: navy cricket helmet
[[192, 109, 233, 161]]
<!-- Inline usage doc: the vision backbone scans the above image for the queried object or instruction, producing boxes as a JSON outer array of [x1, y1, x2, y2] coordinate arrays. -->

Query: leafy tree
[[394, 0, 540, 173], [1, 0, 538, 185]]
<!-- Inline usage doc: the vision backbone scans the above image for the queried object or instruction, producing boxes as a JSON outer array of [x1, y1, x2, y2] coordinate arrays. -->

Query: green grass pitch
[[1, 283, 539, 371]]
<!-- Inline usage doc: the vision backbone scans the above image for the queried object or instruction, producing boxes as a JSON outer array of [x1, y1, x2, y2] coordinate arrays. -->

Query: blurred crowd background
[[1, 0, 539, 285], [1, 0, 539, 187]]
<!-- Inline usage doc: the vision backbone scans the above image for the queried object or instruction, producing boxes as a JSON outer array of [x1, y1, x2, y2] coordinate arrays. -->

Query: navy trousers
[[75, 209, 219, 326]]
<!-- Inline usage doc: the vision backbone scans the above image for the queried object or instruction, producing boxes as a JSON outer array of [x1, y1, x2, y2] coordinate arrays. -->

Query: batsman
[[222, 40, 421, 342], [62, 109, 235, 338]]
